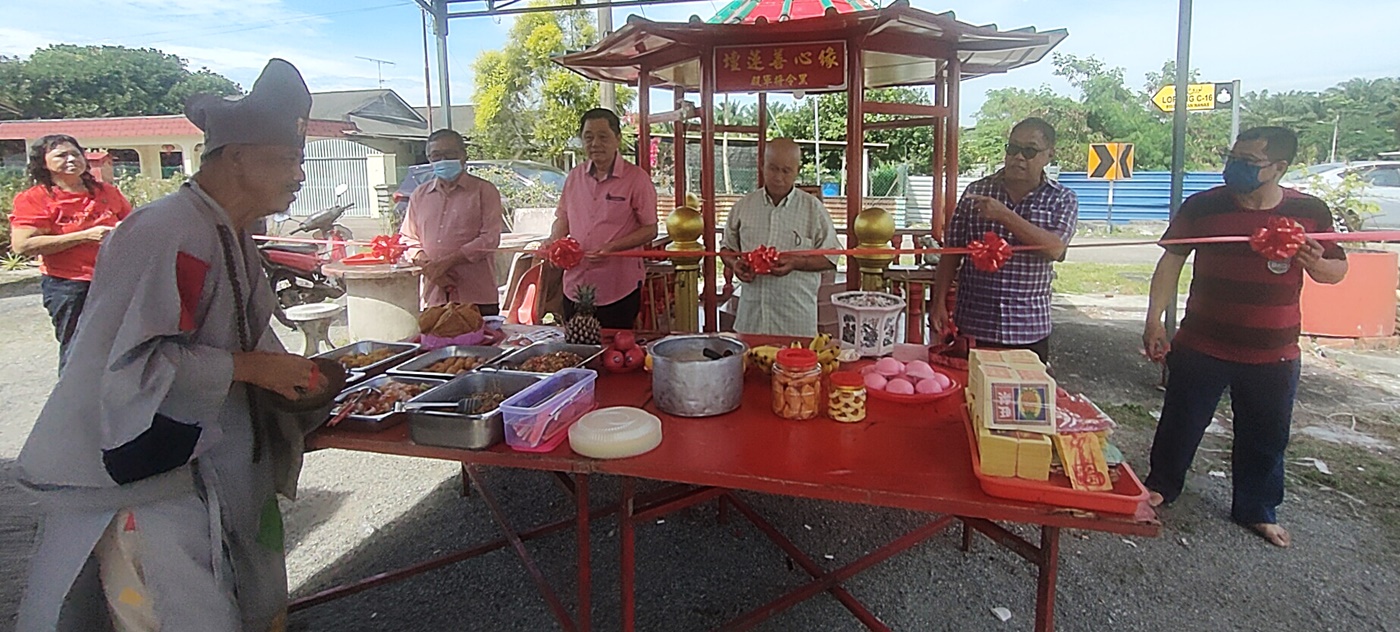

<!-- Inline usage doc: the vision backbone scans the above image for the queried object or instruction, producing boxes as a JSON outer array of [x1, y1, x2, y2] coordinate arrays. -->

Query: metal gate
[[291, 139, 375, 218]]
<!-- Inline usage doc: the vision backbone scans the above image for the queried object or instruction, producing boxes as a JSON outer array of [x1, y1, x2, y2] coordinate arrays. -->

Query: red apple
[[622, 346, 646, 371], [602, 348, 628, 373], [613, 330, 637, 351]]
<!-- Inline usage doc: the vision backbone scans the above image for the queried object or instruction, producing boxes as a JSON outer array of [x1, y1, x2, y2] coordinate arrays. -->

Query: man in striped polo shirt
[[1143, 126, 1348, 548]]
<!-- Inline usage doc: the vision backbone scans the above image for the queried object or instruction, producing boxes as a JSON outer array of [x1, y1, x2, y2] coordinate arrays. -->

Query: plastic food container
[[500, 368, 598, 452], [827, 371, 867, 423], [772, 348, 822, 420], [568, 407, 662, 459], [831, 291, 906, 357], [406, 371, 543, 450]]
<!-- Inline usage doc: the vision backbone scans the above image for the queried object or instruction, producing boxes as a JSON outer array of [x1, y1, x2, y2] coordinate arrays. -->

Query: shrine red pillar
[[700, 48, 718, 330], [756, 92, 768, 189], [674, 87, 687, 211], [943, 56, 960, 240], [932, 66, 946, 242], [845, 39, 865, 290], [638, 66, 651, 174]]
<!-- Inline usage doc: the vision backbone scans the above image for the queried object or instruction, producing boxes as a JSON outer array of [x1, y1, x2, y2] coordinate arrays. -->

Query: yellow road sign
[[1152, 82, 1235, 113], [1088, 143, 1134, 180]]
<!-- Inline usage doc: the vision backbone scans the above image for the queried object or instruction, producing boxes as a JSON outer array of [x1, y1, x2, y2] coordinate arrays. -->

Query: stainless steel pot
[[650, 335, 748, 417]]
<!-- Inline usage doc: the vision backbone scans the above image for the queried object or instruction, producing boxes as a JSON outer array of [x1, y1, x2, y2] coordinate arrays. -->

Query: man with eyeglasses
[[931, 117, 1078, 364], [1142, 126, 1347, 548]]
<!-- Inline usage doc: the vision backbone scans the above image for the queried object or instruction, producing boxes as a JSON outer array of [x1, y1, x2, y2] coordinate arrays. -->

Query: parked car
[[1280, 161, 1400, 230], [391, 159, 568, 223]]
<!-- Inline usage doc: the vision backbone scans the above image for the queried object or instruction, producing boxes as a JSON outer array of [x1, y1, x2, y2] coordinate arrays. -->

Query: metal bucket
[[650, 335, 749, 417]]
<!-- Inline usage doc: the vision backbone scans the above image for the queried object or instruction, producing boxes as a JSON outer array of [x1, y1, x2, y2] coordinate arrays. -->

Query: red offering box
[[961, 410, 1149, 515]]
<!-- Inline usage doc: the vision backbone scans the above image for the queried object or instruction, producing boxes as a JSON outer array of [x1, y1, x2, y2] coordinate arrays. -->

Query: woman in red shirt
[[9, 134, 132, 373]]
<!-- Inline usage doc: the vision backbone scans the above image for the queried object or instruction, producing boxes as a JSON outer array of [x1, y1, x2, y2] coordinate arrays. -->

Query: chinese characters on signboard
[[714, 41, 847, 93]]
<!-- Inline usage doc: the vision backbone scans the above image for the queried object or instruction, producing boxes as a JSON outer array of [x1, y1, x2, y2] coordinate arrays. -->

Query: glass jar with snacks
[[827, 371, 867, 423], [772, 348, 821, 420]]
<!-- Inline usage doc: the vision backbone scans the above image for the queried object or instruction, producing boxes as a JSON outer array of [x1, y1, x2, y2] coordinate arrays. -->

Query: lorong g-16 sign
[[714, 41, 847, 93]]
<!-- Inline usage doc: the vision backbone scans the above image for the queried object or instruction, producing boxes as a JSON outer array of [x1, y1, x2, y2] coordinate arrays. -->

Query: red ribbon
[[1249, 216, 1307, 261], [544, 238, 586, 270], [369, 234, 409, 263], [968, 232, 1013, 273], [743, 245, 780, 275]]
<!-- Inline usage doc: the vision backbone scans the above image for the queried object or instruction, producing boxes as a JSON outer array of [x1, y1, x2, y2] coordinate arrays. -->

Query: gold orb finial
[[665, 205, 704, 245], [854, 207, 896, 247]]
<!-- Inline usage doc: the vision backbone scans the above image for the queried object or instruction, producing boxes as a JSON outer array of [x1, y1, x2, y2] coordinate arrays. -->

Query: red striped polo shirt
[[1163, 186, 1346, 364]]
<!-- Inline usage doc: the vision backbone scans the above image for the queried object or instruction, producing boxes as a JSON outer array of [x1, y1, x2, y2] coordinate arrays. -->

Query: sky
[[4, 0, 1400, 125]]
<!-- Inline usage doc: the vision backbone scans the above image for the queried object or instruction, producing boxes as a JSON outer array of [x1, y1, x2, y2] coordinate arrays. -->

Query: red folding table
[[298, 361, 1158, 631]]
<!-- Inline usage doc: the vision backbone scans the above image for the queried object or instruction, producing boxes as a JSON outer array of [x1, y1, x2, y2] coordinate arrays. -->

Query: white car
[[1280, 161, 1400, 230]]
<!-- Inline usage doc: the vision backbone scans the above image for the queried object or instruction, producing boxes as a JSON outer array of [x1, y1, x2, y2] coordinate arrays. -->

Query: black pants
[[980, 336, 1051, 366], [563, 286, 641, 330], [476, 303, 500, 317], [41, 275, 90, 374]]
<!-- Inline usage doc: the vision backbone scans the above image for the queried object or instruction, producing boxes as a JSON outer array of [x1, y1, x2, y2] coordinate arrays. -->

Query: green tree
[[0, 45, 241, 120], [472, 2, 634, 161]]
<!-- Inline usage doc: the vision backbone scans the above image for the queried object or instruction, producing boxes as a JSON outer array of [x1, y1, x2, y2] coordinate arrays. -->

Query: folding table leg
[[621, 477, 636, 632], [1034, 526, 1060, 632], [576, 474, 591, 632], [960, 519, 973, 552], [459, 462, 471, 497]]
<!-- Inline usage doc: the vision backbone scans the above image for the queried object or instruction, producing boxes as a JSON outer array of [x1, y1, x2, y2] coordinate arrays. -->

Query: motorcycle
[[260, 184, 354, 310]]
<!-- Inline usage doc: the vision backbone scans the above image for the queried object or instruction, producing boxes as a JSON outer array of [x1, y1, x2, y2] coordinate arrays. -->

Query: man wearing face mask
[[1142, 126, 1347, 548], [931, 117, 1078, 364], [399, 129, 505, 313]]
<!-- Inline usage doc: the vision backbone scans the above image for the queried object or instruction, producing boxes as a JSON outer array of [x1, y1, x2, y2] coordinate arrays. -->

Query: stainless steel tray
[[387, 345, 507, 380], [314, 340, 421, 378], [329, 375, 445, 432], [486, 342, 604, 375], [407, 371, 544, 450]]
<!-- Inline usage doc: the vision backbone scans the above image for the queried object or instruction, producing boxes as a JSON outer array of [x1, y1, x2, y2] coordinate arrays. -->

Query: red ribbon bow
[[368, 234, 409, 263], [1249, 216, 1307, 261], [743, 245, 780, 275], [968, 232, 1012, 273], [544, 238, 585, 270]]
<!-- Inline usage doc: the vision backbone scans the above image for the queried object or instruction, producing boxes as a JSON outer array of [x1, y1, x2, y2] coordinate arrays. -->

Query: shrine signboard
[[714, 41, 847, 93]]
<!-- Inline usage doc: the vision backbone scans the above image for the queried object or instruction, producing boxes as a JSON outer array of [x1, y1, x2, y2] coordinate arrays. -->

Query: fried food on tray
[[518, 351, 583, 373], [426, 356, 487, 375], [339, 348, 394, 369]]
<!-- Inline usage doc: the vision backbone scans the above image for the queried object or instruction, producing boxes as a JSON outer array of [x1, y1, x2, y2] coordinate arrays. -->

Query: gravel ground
[[2, 283, 1398, 631]]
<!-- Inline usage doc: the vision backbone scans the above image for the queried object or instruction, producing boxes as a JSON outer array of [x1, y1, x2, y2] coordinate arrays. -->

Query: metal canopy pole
[[1165, 0, 1192, 341], [433, 0, 453, 130]]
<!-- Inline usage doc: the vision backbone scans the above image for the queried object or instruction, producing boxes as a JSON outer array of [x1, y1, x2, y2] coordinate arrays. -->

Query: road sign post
[[1087, 143, 1134, 224]]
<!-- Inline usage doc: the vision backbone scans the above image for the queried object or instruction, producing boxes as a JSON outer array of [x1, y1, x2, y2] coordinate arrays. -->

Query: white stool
[[283, 303, 344, 356]]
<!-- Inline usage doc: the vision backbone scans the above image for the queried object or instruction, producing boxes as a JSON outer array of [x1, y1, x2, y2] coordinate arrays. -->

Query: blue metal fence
[[1057, 171, 1224, 223]]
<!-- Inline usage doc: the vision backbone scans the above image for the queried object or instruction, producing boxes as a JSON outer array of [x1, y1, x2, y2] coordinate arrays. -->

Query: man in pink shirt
[[400, 129, 506, 314], [550, 108, 659, 329]]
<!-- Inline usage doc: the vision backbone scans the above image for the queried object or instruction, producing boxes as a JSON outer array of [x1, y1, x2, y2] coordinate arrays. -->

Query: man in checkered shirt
[[930, 118, 1078, 364]]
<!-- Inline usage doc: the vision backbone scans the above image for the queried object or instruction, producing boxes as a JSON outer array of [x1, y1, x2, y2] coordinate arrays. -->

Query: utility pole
[[421, 8, 434, 129], [356, 56, 397, 88], [1165, 0, 1192, 348], [598, 2, 615, 110]]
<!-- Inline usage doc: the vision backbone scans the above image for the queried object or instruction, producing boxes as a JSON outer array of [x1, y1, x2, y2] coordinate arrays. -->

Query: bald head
[[763, 137, 802, 200]]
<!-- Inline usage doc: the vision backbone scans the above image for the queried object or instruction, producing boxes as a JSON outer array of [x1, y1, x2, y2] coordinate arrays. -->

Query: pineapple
[[566, 284, 602, 344]]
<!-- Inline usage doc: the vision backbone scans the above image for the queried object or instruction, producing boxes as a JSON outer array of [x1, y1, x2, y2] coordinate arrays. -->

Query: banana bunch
[[747, 345, 781, 374], [809, 334, 840, 374], [746, 334, 841, 375]]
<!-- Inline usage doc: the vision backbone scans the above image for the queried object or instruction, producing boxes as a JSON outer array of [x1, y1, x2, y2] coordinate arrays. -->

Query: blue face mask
[[1222, 157, 1265, 194], [431, 159, 463, 181]]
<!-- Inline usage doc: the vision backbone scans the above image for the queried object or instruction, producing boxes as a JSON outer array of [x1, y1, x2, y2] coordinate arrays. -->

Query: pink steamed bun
[[863, 373, 888, 390], [885, 378, 915, 395], [904, 360, 936, 381], [874, 357, 905, 377], [915, 378, 945, 394]]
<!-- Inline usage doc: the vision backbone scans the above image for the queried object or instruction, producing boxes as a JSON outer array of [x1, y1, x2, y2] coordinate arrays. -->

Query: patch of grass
[[1, 252, 29, 271], [1053, 262, 1193, 296], [1101, 402, 1159, 430], [1286, 437, 1400, 544]]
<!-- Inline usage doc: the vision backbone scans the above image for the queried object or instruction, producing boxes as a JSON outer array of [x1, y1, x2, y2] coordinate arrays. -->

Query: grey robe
[[16, 182, 325, 631]]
